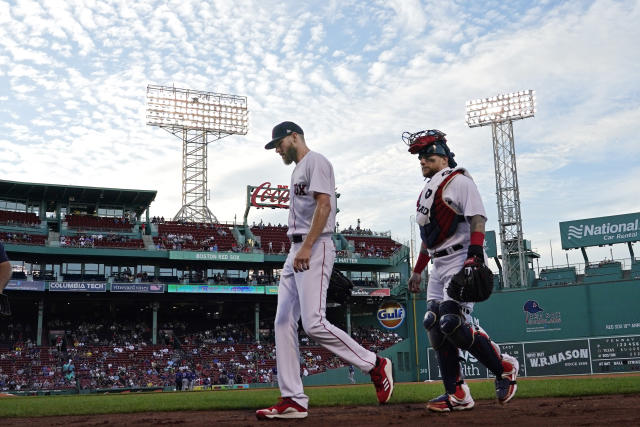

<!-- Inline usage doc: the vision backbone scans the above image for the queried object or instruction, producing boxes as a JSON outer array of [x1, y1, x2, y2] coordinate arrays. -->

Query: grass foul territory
[[1, 376, 640, 418]]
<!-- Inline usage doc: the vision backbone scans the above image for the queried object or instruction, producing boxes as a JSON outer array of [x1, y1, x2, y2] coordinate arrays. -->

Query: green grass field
[[1, 376, 639, 418]]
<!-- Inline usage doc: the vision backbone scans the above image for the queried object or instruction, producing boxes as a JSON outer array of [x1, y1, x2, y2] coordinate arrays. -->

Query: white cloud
[[332, 63, 358, 85], [0, 0, 638, 271]]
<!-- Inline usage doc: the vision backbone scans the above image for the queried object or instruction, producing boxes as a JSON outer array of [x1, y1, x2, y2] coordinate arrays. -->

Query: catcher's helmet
[[402, 129, 457, 167]]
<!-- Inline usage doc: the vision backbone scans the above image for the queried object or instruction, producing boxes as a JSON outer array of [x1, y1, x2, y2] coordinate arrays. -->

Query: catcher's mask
[[402, 129, 457, 168]]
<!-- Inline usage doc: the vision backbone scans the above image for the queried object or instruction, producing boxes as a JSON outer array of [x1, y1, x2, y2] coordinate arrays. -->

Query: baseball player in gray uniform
[[405, 129, 518, 412], [256, 122, 393, 420]]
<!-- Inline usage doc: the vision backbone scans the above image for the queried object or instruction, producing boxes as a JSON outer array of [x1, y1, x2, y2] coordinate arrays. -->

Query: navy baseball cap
[[265, 121, 304, 149]]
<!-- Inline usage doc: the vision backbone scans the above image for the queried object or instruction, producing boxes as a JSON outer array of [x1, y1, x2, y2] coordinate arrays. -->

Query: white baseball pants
[[274, 236, 377, 408]]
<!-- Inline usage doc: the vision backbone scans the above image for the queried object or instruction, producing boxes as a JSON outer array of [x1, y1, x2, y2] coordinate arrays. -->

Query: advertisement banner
[[167, 284, 265, 294], [335, 257, 360, 265], [5, 280, 46, 291], [522, 299, 564, 334], [590, 336, 640, 374], [427, 344, 525, 381], [377, 301, 405, 330], [560, 212, 640, 249], [169, 251, 264, 263], [351, 287, 391, 297], [249, 182, 290, 209], [493, 343, 526, 378], [49, 282, 107, 292], [265, 286, 279, 295], [110, 283, 166, 293], [425, 335, 640, 380], [428, 347, 489, 380], [484, 230, 497, 258], [523, 339, 591, 376]]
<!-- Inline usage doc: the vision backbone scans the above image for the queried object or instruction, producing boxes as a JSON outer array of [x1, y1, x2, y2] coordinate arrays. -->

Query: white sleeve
[[443, 174, 487, 221], [307, 154, 334, 196]]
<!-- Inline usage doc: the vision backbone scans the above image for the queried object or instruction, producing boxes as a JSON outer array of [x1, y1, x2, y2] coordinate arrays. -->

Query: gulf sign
[[377, 301, 405, 329]]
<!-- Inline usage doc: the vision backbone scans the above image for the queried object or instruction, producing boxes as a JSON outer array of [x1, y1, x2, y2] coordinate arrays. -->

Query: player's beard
[[422, 167, 435, 179], [282, 145, 297, 165]]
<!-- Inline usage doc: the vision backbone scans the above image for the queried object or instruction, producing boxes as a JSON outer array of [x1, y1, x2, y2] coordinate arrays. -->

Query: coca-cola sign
[[250, 182, 290, 209]]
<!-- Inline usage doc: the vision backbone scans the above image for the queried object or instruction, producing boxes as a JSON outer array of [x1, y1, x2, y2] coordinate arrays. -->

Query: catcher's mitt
[[0, 293, 11, 317], [327, 268, 353, 304], [447, 256, 493, 302]]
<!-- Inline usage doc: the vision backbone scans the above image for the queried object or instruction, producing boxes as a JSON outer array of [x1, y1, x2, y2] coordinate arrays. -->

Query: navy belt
[[433, 244, 463, 258], [291, 235, 305, 243]]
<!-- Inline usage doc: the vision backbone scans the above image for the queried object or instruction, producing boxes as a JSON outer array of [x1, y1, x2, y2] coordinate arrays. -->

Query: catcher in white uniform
[[256, 121, 394, 420], [405, 129, 519, 412]]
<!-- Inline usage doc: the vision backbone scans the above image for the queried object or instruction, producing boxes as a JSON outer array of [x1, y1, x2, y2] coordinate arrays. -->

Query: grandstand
[[154, 221, 237, 252], [249, 224, 290, 254], [0, 179, 410, 394], [3, 178, 639, 393]]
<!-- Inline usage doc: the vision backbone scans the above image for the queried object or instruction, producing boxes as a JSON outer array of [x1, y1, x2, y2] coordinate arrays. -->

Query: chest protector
[[419, 170, 466, 249]]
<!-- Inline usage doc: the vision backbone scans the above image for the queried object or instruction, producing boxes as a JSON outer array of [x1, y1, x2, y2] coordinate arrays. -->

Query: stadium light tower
[[465, 90, 536, 288], [146, 85, 248, 223]]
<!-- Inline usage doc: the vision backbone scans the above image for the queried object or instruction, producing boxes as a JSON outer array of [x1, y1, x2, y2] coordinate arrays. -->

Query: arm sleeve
[[307, 154, 335, 197]]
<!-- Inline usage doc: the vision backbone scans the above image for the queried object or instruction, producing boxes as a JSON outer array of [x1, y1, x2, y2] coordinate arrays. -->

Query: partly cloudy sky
[[1, 0, 639, 270]]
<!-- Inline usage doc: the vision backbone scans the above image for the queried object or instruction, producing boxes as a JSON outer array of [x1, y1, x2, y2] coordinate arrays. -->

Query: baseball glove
[[447, 256, 493, 302], [327, 268, 353, 304], [0, 293, 11, 317]]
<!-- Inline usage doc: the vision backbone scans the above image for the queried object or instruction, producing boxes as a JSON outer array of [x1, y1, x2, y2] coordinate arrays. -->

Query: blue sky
[[1, 0, 639, 270]]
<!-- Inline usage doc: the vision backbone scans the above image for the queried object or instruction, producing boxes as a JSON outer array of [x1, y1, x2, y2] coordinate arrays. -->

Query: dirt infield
[[3, 394, 640, 426]]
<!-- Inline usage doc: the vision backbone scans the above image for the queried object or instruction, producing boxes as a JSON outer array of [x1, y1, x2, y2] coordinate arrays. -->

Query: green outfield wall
[[408, 279, 640, 381], [473, 280, 640, 341]]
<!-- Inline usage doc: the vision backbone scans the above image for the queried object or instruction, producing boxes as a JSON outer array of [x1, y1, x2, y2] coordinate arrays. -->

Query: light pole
[[146, 85, 248, 223], [465, 90, 536, 288]]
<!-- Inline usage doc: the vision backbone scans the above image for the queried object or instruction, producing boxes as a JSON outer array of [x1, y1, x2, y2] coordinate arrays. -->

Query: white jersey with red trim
[[287, 151, 337, 237], [274, 149, 377, 410], [416, 167, 487, 254]]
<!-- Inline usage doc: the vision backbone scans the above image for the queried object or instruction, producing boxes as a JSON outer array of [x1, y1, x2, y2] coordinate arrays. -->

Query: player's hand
[[408, 272, 422, 293], [294, 244, 312, 272]]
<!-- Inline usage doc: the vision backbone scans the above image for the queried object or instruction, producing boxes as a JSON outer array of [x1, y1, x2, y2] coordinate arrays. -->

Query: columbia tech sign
[[559, 212, 640, 249]]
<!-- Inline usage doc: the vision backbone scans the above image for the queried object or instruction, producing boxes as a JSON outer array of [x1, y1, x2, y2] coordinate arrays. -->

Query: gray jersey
[[287, 151, 336, 237]]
